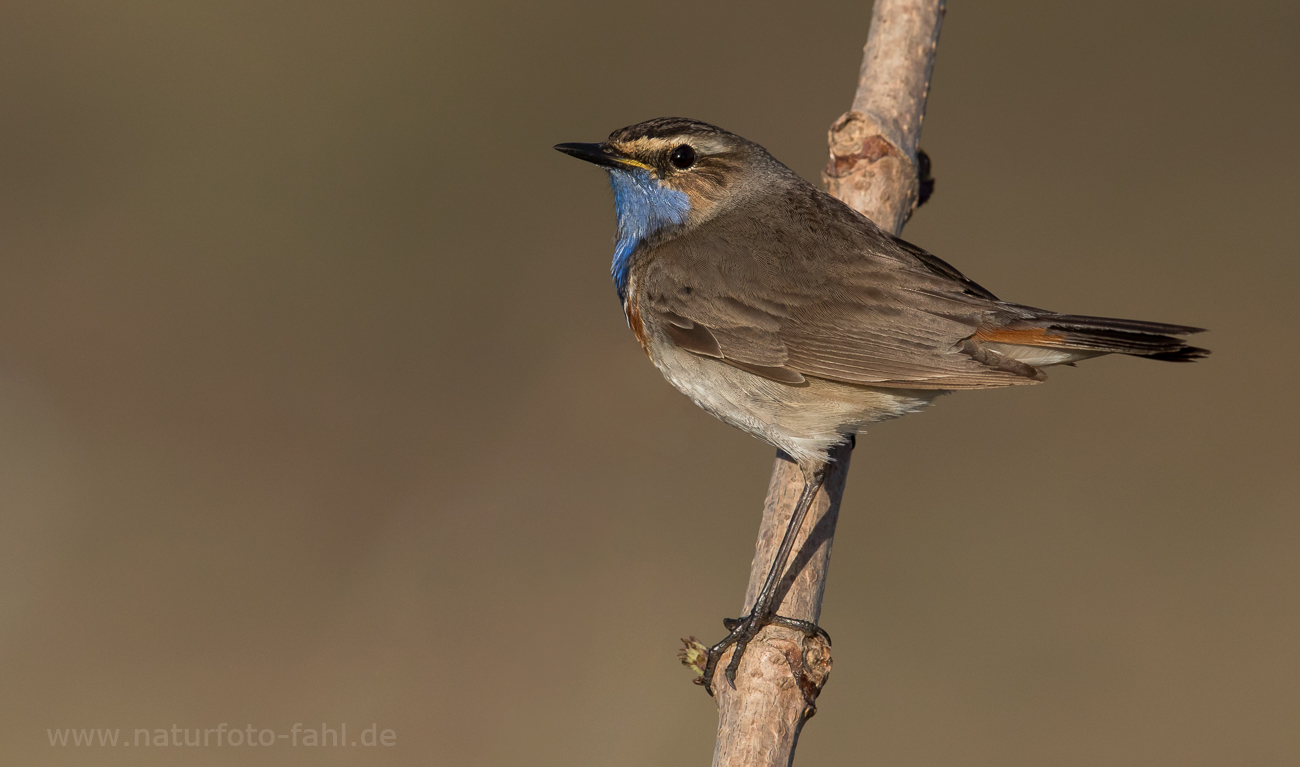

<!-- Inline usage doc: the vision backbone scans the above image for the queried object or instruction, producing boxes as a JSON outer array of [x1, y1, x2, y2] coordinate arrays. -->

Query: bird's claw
[[699, 613, 830, 696]]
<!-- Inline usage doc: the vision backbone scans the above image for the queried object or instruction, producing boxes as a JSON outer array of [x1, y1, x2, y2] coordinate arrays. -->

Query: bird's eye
[[669, 144, 696, 170]]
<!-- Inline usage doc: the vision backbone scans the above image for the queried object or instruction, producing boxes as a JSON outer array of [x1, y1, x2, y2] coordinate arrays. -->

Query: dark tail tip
[[1038, 313, 1211, 362], [1143, 345, 1211, 362]]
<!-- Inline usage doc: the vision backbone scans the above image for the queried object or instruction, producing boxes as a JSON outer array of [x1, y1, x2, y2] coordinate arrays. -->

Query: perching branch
[[705, 3, 945, 765]]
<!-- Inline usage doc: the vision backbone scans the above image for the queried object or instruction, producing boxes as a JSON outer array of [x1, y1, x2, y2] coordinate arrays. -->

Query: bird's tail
[[976, 312, 1210, 366]]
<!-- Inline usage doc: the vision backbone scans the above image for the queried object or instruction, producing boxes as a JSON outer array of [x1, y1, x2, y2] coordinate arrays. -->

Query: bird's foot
[[698, 612, 830, 696]]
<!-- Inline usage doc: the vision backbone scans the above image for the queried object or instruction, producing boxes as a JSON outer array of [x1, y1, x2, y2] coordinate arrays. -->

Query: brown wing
[[638, 192, 1042, 390], [888, 233, 1002, 301]]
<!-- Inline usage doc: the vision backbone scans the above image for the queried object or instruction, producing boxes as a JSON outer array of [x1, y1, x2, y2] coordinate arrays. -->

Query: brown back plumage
[[635, 165, 1206, 390]]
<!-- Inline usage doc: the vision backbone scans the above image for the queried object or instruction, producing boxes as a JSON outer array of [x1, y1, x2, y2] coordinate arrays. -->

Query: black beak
[[553, 142, 645, 170]]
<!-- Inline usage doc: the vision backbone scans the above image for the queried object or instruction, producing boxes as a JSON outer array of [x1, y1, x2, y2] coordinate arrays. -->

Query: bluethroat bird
[[555, 117, 1208, 694]]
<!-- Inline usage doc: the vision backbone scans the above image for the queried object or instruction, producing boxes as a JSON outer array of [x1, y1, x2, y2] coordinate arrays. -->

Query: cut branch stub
[[823, 110, 920, 236]]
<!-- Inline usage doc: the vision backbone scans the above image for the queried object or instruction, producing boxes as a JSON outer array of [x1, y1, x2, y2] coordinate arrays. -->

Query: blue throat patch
[[607, 168, 691, 303]]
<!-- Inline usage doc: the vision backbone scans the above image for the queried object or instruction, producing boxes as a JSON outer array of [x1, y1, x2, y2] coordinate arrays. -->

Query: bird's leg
[[701, 462, 829, 695]]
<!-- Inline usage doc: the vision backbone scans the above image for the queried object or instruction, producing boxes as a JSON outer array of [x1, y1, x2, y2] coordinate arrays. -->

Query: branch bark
[[708, 3, 945, 765]]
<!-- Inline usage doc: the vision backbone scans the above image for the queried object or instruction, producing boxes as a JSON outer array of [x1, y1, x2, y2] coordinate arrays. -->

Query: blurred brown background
[[0, 1, 1296, 765]]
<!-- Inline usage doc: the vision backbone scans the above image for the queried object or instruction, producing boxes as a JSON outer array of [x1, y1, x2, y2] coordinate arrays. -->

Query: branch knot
[[824, 111, 902, 179]]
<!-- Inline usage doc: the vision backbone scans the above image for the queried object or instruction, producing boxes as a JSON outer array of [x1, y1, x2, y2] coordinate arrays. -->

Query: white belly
[[646, 336, 941, 466]]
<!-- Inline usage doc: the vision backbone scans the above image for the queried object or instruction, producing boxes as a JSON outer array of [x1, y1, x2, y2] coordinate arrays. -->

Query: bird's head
[[556, 118, 787, 241]]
